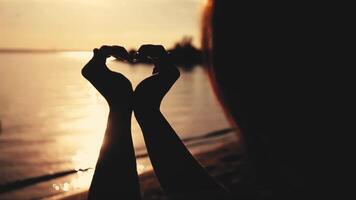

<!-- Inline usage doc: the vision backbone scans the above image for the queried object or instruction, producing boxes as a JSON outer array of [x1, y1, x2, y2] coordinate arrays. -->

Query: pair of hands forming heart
[[81, 45, 180, 113]]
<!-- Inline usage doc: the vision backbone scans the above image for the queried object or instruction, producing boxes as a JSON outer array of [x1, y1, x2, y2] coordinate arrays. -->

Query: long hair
[[201, 0, 240, 132]]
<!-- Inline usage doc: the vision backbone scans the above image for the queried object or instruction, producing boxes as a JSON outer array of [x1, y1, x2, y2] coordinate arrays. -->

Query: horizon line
[[0, 48, 90, 53]]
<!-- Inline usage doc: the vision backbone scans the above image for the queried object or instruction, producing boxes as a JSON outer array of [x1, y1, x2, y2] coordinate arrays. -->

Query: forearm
[[135, 109, 224, 193], [89, 108, 141, 199], [96, 109, 136, 170]]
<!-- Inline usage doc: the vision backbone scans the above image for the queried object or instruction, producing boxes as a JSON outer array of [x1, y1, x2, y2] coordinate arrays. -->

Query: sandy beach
[[42, 141, 255, 200]]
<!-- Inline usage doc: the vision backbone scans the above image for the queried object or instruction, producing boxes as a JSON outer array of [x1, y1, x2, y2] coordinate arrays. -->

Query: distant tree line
[[167, 36, 202, 69]]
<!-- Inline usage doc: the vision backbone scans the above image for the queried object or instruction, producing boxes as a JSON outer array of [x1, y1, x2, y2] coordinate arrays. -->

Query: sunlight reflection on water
[[59, 51, 93, 60], [52, 170, 94, 192], [51, 162, 151, 192]]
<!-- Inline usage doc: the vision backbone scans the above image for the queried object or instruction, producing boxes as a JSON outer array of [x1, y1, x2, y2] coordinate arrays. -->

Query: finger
[[136, 44, 167, 60], [111, 46, 131, 61], [98, 45, 113, 58], [99, 45, 131, 61]]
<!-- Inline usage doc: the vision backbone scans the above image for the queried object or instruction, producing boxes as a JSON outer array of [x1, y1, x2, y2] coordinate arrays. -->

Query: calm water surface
[[0, 52, 234, 199]]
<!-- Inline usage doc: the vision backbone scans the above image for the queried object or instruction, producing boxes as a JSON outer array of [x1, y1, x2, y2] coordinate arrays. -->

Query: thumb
[[92, 48, 107, 64], [152, 54, 179, 77]]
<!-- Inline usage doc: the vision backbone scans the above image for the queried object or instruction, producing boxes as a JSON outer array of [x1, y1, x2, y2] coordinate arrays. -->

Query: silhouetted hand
[[133, 45, 180, 114], [82, 46, 133, 110]]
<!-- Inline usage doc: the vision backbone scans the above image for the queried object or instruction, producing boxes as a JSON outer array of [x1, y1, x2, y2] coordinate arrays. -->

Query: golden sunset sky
[[0, 0, 204, 50]]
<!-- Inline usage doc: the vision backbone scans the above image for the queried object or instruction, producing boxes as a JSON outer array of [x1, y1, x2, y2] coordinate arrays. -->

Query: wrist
[[109, 106, 132, 119], [133, 107, 160, 120]]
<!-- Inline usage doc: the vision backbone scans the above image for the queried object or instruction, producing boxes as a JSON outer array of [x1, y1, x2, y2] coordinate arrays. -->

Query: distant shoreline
[[0, 49, 89, 53]]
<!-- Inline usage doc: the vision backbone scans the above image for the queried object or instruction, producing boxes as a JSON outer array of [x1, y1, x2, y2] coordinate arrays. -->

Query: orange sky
[[0, 0, 205, 50]]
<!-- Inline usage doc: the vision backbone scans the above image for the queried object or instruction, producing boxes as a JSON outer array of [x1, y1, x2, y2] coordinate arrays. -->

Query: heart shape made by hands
[[100, 44, 169, 65]]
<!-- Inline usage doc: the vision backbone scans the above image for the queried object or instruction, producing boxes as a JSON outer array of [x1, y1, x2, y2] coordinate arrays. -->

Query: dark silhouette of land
[[167, 37, 202, 69]]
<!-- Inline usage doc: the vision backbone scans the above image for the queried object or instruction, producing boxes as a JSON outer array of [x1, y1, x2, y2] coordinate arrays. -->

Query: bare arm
[[133, 45, 227, 194], [82, 47, 141, 200]]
